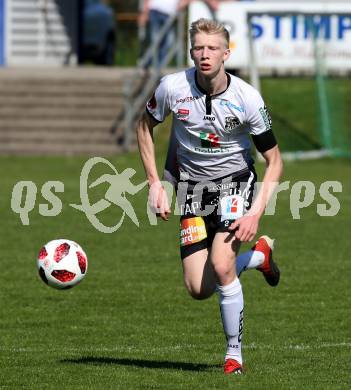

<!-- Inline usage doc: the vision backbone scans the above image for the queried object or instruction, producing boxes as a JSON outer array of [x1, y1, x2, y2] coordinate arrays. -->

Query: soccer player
[[137, 18, 283, 374]]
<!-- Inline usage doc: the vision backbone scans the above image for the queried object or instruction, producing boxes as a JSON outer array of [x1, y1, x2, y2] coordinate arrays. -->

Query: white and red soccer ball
[[37, 239, 88, 289]]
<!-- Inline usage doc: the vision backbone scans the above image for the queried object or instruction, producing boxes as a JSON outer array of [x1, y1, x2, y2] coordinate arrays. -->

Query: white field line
[[244, 342, 351, 350], [0, 342, 350, 354]]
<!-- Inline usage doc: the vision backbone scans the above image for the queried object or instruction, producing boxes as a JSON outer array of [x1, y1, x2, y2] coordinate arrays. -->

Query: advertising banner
[[189, 1, 351, 71]]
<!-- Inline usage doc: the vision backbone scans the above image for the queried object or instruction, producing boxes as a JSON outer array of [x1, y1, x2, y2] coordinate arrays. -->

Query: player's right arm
[[137, 111, 159, 185], [137, 111, 170, 221]]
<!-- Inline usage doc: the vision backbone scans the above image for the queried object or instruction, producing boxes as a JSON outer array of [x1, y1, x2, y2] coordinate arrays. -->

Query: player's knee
[[212, 262, 232, 281]]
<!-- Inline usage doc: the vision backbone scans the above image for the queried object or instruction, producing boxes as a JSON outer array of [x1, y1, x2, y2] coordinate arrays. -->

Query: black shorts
[[177, 168, 257, 260]]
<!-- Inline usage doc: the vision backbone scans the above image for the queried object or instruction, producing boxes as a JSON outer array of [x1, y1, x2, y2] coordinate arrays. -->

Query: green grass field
[[261, 77, 351, 154], [0, 84, 351, 388]]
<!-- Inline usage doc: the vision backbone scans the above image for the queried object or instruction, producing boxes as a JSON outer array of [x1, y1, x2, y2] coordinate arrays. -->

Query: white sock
[[217, 278, 244, 364], [236, 250, 264, 276]]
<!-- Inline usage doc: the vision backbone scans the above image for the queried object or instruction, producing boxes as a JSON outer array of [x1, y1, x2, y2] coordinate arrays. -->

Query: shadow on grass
[[61, 356, 219, 372]]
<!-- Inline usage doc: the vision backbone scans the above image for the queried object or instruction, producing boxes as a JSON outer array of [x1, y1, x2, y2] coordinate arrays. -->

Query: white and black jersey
[[146, 67, 277, 183]]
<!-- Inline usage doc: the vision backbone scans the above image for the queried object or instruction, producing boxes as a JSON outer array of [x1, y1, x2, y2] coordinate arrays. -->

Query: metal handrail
[[138, 11, 184, 70]]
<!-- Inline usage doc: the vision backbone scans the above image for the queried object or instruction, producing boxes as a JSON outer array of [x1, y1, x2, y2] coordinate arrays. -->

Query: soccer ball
[[37, 239, 88, 289]]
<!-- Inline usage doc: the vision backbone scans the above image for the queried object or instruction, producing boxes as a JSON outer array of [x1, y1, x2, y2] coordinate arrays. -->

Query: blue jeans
[[149, 9, 175, 68]]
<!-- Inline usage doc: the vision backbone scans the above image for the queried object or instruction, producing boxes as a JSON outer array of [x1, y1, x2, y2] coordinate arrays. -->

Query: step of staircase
[[0, 106, 119, 120], [0, 95, 123, 108], [0, 67, 137, 155], [0, 142, 122, 155]]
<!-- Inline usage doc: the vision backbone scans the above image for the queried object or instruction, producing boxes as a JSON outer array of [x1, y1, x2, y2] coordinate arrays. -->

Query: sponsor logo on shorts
[[227, 197, 238, 213], [181, 200, 201, 215], [220, 194, 244, 221], [180, 217, 207, 246], [208, 181, 237, 191]]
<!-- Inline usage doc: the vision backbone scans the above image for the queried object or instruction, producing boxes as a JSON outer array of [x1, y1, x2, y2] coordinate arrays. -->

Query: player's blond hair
[[190, 18, 230, 49]]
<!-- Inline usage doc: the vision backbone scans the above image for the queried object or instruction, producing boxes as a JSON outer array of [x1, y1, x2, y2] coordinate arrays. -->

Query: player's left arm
[[229, 145, 283, 242], [229, 87, 283, 242]]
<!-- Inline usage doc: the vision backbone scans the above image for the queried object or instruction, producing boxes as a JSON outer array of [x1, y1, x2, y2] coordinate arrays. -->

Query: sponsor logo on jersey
[[176, 95, 200, 104], [194, 146, 232, 154], [200, 132, 220, 148], [203, 115, 215, 121], [259, 106, 272, 131], [220, 100, 245, 112], [147, 92, 157, 110], [180, 217, 207, 246], [224, 116, 241, 133], [177, 108, 189, 121]]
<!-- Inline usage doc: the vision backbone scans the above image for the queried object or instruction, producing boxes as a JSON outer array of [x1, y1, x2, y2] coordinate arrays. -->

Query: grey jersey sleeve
[[146, 76, 171, 123]]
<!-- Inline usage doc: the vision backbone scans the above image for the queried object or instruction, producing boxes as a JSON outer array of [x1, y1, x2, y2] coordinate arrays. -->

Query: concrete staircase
[[0, 67, 140, 155]]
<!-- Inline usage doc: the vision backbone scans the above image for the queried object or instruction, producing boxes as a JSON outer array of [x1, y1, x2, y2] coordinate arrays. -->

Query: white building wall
[[5, 0, 78, 66]]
